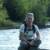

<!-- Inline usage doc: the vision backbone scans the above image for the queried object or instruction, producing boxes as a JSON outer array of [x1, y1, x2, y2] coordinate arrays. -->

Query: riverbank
[[0, 24, 50, 30], [0, 22, 50, 29], [0, 22, 22, 29], [38, 25, 50, 29]]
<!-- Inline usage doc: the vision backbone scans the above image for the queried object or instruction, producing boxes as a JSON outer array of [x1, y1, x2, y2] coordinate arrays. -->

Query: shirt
[[20, 24, 40, 40]]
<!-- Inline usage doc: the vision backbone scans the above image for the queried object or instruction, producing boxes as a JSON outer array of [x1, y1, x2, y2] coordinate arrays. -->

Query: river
[[0, 28, 50, 50]]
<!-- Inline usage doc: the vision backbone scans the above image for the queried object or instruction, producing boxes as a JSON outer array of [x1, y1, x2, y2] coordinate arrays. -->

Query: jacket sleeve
[[34, 25, 40, 40], [19, 24, 25, 40], [20, 24, 24, 33]]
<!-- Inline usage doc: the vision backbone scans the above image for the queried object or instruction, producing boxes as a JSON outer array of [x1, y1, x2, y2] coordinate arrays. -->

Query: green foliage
[[31, 0, 49, 25], [0, 0, 50, 28], [6, 0, 39, 21], [11, 0, 49, 24], [0, 0, 16, 27]]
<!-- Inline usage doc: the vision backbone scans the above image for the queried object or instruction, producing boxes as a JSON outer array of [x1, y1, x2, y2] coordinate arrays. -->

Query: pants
[[18, 40, 41, 50]]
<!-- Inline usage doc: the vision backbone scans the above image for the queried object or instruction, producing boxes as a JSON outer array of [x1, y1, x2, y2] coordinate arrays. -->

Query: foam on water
[[0, 28, 50, 50]]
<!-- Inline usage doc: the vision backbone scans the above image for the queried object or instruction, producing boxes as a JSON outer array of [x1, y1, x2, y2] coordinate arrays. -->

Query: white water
[[0, 28, 50, 50]]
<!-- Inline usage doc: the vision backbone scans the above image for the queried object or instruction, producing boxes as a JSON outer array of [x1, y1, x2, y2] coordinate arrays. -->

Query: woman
[[18, 13, 41, 50]]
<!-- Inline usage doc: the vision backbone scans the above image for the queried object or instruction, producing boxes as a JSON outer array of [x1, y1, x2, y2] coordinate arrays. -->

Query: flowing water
[[0, 28, 50, 50]]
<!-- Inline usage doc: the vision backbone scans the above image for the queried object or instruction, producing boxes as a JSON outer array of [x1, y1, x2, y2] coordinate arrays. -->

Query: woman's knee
[[18, 43, 28, 50], [33, 39, 41, 47]]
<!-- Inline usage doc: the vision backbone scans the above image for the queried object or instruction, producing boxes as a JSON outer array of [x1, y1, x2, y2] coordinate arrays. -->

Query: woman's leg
[[34, 39, 41, 48], [18, 43, 29, 50], [29, 40, 41, 50]]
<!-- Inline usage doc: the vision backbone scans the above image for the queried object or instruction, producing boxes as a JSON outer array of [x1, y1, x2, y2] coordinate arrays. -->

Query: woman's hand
[[27, 40, 34, 47]]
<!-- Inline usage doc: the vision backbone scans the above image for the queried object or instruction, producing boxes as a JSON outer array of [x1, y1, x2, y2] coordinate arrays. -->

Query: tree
[[32, 0, 49, 25], [4, 0, 49, 25]]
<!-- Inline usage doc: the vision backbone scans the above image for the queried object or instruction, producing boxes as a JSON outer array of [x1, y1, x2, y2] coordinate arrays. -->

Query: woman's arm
[[35, 25, 40, 40], [36, 31, 40, 40], [19, 32, 27, 41]]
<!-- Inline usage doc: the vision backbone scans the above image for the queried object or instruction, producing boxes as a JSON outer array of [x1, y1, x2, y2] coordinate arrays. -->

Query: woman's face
[[26, 17, 33, 27]]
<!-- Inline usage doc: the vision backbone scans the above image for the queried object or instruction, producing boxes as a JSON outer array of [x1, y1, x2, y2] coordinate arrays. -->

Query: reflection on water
[[0, 28, 50, 50]]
